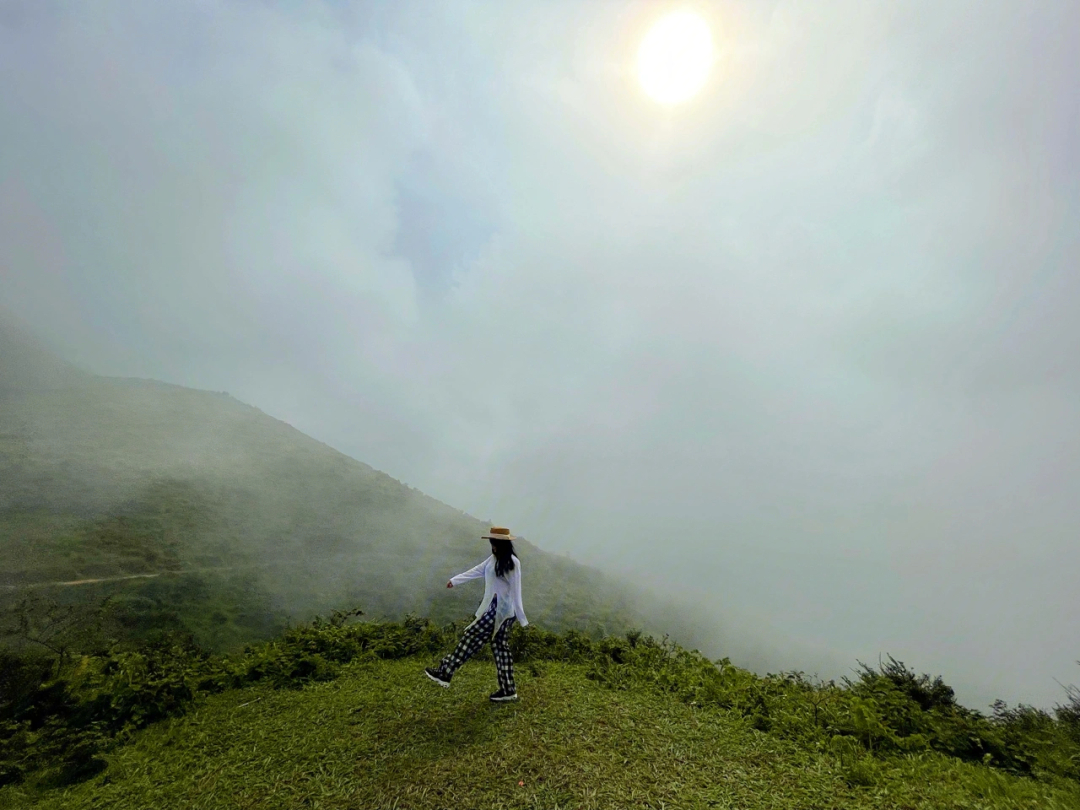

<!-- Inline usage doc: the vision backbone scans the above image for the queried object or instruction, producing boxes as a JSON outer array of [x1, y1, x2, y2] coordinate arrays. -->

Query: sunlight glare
[[637, 11, 715, 106]]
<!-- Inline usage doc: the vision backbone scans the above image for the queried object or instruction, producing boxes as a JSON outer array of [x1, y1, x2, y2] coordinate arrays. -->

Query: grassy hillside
[[2, 614, 1078, 809], [5, 322, 1077, 807], [0, 321, 708, 654]]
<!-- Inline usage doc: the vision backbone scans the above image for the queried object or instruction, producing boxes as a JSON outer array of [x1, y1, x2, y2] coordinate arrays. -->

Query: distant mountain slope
[[0, 318, 91, 394], [0, 320, 704, 651]]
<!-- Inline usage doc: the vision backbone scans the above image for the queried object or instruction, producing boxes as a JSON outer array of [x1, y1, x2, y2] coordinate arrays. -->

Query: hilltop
[[1, 613, 1078, 809]]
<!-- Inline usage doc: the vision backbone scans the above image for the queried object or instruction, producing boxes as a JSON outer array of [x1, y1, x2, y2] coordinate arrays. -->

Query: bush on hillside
[[0, 607, 476, 786], [580, 638, 1080, 787], [2, 612, 1079, 793], [1057, 675, 1080, 745], [840, 658, 1007, 761], [992, 700, 1080, 781]]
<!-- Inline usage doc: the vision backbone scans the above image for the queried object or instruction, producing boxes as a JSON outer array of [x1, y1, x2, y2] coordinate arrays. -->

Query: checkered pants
[[435, 594, 517, 693]]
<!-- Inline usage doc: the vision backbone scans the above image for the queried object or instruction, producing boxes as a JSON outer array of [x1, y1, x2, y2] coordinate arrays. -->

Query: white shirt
[[450, 554, 529, 629]]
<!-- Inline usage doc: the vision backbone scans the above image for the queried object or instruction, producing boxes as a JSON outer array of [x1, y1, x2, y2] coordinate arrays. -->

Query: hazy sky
[[2, 0, 1078, 710]]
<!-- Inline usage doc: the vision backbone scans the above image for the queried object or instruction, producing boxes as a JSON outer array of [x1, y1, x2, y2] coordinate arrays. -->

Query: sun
[[637, 11, 715, 106]]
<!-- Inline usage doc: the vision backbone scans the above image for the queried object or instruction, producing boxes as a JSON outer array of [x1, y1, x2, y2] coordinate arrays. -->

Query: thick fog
[[2, 0, 1078, 710]]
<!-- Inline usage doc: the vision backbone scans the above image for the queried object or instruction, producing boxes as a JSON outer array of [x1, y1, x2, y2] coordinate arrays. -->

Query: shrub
[[992, 700, 1080, 780], [0, 648, 56, 725], [3, 611, 1079, 793], [841, 657, 1012, 765], [1056, 676, 1080, 746]]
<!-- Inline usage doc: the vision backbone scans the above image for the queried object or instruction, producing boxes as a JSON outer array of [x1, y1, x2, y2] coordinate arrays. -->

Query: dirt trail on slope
[[0, 561, 301, 592]]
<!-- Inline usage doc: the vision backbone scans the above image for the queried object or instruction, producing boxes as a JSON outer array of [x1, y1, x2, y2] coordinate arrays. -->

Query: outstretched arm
[[447, 557, 489, 588]]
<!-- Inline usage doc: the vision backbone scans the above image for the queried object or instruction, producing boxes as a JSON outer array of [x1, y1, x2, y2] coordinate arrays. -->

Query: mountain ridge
[[0, 317, 713, 652]]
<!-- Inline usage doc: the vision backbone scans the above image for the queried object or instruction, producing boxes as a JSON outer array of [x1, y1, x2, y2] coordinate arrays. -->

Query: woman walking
[[425, 527, 529, 702]]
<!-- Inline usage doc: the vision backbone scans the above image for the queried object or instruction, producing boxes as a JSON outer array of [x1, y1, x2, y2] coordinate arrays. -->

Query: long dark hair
[[491, 539, 517, 578]]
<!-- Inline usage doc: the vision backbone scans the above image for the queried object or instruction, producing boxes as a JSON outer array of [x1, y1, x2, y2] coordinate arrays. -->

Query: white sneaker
[[425, 667, 451, 687]]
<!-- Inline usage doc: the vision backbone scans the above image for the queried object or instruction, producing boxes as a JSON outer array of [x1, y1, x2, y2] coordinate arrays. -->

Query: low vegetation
[[1, 610, 1078, 808]]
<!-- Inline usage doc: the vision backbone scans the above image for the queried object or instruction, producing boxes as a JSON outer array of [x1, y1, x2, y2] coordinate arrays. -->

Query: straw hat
[[481, 526, 516, 541]]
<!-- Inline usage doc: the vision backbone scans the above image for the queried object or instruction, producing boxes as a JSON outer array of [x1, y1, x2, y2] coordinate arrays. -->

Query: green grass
[[3, 656, 1078, 810]]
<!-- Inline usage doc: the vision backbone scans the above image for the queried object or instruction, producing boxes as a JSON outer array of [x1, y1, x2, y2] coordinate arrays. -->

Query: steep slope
[[0, 321, 704, 650]]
